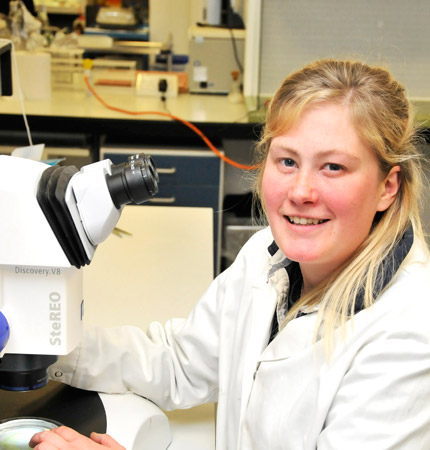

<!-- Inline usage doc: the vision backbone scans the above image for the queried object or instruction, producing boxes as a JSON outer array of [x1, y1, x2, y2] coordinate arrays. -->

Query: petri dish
[[0, 417, 61, 450]]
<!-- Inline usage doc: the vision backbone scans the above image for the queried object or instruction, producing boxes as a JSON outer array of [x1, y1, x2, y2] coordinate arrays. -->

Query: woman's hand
[[29, 426, 126, 450]]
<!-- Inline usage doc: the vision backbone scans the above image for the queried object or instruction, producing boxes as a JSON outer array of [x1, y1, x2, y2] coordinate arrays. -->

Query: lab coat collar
[[266, 240, 292, 281], [265, 226, 414, 315], [260, 227, 415, 362]]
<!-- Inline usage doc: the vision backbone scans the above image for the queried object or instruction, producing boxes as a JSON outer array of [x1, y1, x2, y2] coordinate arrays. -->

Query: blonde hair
[[253, 59, 426, 351]]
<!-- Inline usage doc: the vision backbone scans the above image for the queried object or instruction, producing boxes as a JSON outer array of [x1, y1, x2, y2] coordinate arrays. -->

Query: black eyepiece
[[106, 154, 159, 209]]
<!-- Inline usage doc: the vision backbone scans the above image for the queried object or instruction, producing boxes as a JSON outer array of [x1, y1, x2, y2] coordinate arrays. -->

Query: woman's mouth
[[286, 216, 328, 225]]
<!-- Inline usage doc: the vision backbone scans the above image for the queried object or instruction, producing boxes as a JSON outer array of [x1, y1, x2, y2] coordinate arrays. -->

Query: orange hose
[[84, 76, 260, 171]]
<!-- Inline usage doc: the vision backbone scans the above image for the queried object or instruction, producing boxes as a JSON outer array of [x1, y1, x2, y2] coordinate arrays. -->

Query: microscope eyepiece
[[106, 154, 159, 209]]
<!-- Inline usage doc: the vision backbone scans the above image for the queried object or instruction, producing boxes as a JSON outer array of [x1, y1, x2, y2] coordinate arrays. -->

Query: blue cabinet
[[101, 148, 223, 274]]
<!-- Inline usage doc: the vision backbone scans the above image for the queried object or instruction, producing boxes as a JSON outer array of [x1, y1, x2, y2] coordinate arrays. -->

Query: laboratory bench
[[0, 88, 260, 161]]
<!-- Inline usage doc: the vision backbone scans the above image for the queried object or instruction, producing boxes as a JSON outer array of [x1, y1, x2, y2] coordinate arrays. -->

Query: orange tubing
[[84, 76, 260, 171]]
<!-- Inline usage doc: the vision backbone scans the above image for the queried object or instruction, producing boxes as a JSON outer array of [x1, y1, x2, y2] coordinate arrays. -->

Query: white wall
[[245, 0, 430, 106], [149, 0, 192, 55], [149, 0, 246, 55]]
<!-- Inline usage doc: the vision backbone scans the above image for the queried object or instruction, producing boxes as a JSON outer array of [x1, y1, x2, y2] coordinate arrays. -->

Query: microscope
[[0, 39, 171, 449], [0, 153, 159, 390]]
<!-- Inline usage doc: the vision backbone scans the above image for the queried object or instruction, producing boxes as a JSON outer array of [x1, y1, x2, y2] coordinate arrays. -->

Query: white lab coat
[[50, 227, 430, 449]]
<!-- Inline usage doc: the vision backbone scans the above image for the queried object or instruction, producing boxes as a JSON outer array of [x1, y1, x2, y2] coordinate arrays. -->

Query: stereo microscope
[[0, 153, 173, 449]]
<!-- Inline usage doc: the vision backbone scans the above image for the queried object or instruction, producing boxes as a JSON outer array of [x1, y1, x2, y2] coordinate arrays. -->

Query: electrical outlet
[[136, 73, 179, 97]]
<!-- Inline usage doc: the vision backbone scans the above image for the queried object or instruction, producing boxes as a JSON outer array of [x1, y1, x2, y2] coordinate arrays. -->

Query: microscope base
[[0, 380, 171, 449]]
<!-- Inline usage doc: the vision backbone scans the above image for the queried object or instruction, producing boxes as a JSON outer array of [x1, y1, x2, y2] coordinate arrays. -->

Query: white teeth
[[288, 216, 325, 225]]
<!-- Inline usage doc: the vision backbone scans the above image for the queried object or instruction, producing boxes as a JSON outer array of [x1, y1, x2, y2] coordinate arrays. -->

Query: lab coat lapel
[[239, 274, 277, 417]]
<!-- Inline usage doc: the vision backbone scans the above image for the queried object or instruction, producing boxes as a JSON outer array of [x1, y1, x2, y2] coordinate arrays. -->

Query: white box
[[135, 72, 178, 97]]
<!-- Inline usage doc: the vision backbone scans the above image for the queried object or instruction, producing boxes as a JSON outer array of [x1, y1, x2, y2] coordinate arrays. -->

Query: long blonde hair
[[253, 59, 426, 351]]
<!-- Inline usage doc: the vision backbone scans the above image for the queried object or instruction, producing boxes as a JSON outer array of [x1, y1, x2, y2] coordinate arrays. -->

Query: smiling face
[[262, 102, 399, 290]]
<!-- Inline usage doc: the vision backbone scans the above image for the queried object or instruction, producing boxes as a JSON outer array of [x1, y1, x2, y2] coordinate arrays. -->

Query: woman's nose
[[288, 170, 318, 204]]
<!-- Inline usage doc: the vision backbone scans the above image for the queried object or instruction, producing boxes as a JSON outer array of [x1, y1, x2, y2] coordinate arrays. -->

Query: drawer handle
[[150, 196, 176, 204], [157, 167, 177, 175]]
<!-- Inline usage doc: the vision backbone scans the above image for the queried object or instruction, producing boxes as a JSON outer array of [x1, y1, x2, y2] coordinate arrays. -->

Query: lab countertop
[[411, 97, 430, 126], [0, 87, 258, 161], [0, 86, 428, 125], [0, 86, 251, 124]]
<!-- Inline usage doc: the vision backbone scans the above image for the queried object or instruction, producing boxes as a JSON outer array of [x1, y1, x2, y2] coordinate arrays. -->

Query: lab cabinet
[[101, 147, 224, 273]]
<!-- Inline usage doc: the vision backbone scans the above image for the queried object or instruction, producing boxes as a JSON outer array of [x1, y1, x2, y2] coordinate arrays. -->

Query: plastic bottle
[[82, 58, 93, 96], [227, 70, 243, 103]]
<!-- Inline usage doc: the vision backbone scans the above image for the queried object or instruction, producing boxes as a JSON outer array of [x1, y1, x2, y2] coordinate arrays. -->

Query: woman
[[31, 59, 430, 449]]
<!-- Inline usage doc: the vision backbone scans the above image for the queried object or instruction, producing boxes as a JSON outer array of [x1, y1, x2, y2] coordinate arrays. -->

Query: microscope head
[[0, 154, 158, 390]]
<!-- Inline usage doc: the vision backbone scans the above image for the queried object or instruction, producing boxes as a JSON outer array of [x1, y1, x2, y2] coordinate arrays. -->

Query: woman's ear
[[377, 165, 401, 212]]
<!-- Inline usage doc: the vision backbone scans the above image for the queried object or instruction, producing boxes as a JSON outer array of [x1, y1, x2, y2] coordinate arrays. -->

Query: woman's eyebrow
[[317, 149, 361, 163], [270, 144, 299, 155], [272, 145, 360, 162]]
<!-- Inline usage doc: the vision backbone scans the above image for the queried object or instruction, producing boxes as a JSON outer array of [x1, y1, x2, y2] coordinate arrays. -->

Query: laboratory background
[[0, 0, 429, 448]]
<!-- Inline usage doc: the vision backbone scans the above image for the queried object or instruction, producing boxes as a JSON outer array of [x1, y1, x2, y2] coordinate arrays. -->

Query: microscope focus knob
[[0, 312, 9, 354]]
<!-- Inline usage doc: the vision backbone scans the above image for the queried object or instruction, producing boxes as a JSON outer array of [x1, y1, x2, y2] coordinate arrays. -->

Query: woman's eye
[[326, 163, 343, 172], [282, 158, 296, 167]]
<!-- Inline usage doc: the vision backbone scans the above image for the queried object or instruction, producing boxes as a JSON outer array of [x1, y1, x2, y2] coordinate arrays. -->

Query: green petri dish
[[0, 417, 61, 450]]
